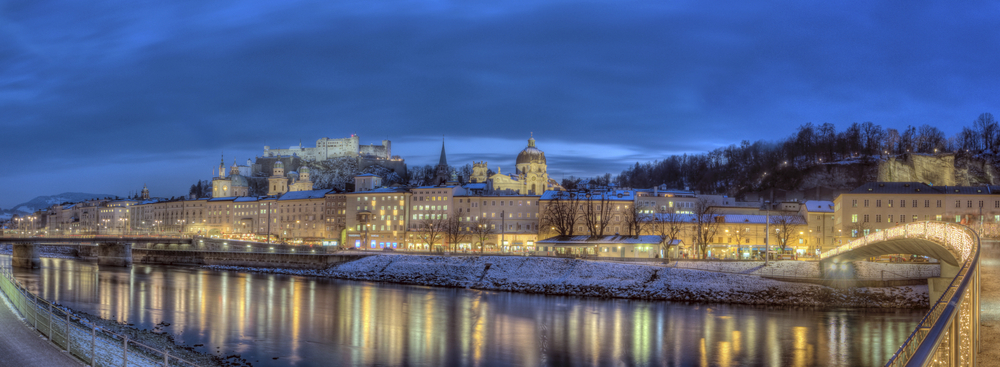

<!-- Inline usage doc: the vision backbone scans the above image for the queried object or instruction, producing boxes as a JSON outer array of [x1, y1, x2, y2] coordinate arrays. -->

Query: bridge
[[0, 236, 366, 270], [820, 222, 980, 366]]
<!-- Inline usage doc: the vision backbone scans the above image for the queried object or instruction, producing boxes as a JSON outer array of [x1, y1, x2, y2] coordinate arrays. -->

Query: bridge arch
[[820, 222, 975, 267], [821, 222, 980, 366]]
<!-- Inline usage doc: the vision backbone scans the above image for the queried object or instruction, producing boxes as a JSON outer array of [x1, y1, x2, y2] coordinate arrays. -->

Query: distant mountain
[[2, 192, 115, 218]]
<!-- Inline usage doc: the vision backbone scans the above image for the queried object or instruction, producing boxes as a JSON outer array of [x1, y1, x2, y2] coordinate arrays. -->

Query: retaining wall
[[132, 249, 370, 270]]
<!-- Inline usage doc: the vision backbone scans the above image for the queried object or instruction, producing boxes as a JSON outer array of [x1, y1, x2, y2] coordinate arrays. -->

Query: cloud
[[2, 0, 999, 206]]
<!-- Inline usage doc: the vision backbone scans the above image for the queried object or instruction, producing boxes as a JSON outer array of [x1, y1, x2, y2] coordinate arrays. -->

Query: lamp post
[[763, 200, 770, 265]]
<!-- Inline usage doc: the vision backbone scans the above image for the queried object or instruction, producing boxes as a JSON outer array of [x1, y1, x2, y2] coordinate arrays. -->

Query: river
[[5, 256, 924, 367]]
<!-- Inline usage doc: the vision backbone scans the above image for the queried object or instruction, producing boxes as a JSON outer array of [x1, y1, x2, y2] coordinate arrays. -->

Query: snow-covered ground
[[207, 255, 930, 309]]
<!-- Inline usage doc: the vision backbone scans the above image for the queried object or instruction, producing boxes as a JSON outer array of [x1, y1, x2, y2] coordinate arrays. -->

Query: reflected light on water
[[3, 257, 925, 367]]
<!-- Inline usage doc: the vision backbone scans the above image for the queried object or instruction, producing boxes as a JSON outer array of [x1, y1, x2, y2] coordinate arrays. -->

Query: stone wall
[[132, 249, 370, 270], [878, 153, 962, 185]]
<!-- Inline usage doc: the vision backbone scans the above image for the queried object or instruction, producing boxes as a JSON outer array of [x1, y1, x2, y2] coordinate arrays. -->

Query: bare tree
[[693, 198, 722, 259], [729, 224, 751, 259], [469, 215, 497, 253], [541, 192, 580, 237], [651, 206, 684, 260], [582, 190, 614, 237], [847, 220, 871, 240], [442, 209, 469, 252], [414, 214, 446, 251], [622, 202, 648, 237], [974, 112, 998, 154], [771, 214, 805, 256]]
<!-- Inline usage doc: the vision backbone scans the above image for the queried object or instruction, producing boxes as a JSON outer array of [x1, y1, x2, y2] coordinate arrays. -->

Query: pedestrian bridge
[[820, 222, 980, 366]]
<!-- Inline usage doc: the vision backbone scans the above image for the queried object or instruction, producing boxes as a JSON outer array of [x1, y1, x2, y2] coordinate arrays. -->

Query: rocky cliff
[[877, 153, 997, 186]]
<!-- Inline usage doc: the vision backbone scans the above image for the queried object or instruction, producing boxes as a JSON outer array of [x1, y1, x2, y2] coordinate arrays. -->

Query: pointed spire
[[438, 137, 448, 166]]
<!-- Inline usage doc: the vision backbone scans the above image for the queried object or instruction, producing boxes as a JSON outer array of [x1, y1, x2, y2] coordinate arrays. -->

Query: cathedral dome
[[516, 137, 546, 165], [299, 166, 310, 173], [230, 174, 248, 187], [274, 160, 284, 168]]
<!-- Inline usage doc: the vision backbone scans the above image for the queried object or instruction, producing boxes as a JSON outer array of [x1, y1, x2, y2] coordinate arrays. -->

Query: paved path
[[979, 239, 1000, 363], [0, 293, 82, 366]]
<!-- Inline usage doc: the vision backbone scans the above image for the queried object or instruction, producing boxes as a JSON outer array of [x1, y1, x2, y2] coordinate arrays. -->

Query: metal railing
[[821, 222, 980, 367], [0, 267, 201, 367]]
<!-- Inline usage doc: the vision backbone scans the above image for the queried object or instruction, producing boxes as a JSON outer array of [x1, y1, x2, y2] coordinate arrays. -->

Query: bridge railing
[[821, 221, 975, 264], [0, 266, 201, 367], [824, 222, 980, 367]]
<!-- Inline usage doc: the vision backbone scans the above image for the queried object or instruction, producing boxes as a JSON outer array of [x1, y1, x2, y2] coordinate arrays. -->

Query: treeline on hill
[[613, 113, 1000, 197]]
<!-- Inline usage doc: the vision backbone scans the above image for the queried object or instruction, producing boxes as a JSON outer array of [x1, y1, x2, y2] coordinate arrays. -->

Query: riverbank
[[207, 254, 930, 309]]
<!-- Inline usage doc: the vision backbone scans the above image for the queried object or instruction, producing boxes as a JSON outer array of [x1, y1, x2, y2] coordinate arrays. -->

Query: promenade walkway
[[0, 294, 81, 366], [979, 239, 1000, 363]]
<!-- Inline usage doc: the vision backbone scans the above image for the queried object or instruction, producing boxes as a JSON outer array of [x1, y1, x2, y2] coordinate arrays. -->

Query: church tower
[[290, 166, 314, 191], [268, 160, 288, 196], [433, 139, 450, 185], [229, 160, 249, 197], [471, 161, 488, 183], [141, 184, 149, 200], [212, 153, 233, 197]]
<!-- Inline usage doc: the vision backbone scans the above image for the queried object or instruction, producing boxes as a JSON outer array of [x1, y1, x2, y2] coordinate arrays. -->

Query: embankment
[[208, 255, 930, 309]]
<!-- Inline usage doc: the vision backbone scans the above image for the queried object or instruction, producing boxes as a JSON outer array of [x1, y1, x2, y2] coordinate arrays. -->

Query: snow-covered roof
[[278, 189, 332, 200], [355, 173, 380, 177], [234, 196, 261, 202], [463, 183, 487, 190], [803, 200, 834, 213], [209, 197, 237, 202], [537, 235, 664, 245]]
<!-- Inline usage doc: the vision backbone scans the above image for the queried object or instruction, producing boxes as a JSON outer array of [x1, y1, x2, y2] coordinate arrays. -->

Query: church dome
[[516, 137, 546, 165], [274, 160, 284, 168], [300, 166, 310, 173], [230, 174, 248, 187]]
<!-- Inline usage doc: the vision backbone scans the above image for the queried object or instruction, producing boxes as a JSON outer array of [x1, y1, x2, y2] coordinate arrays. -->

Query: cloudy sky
[[2, 0, 998, 208]]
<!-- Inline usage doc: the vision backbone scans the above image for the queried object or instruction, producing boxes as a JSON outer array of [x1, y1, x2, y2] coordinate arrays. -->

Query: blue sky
[[2, 0, 999, 208]]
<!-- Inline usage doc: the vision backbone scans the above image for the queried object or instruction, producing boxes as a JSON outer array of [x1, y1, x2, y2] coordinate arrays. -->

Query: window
[[935, 215, 942, 221], [925, 200, 930, 208], [937, 200, 942, 208], [863, 214, 869, 223], [876, 200, 881, 208], [887, 215, 893, 223], [900, 200, 905, 208], [956, 201, 961, 208], [913, 215, 918, 221], [851, 214, 858, 223], [888, 200, 893, 208], [968, 200, 973, 208], [956, 215, 962, 223], [852, 199, 857, 208], [913, 200, 918, 207], [900, 215, 905, 223], [864, 200, 869, 207], [876, 215, 881, 223]]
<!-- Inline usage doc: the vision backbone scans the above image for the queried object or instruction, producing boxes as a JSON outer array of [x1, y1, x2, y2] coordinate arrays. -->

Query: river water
[[5, 256, 925, 367]]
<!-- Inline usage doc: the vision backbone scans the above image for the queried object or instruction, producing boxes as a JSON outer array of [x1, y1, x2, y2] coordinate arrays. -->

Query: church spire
[[438, 138, 448, 166]]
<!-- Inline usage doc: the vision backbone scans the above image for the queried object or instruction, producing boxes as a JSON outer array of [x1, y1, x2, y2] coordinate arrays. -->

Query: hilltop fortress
[[263, 135, 393, 161]]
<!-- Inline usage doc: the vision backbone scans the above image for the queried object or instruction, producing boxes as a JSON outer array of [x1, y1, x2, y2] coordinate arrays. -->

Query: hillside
[[1, 192, 114, 220]]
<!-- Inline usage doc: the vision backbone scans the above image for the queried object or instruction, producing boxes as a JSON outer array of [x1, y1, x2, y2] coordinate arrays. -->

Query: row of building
[[6, 136, 1000, 259]]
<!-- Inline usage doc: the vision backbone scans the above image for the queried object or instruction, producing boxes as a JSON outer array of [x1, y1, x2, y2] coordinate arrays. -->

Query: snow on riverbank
[[207, 255, 930, 309]]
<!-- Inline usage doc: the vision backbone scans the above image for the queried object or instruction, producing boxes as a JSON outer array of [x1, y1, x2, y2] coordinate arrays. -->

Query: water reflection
[[4, 256, 923, 367]]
